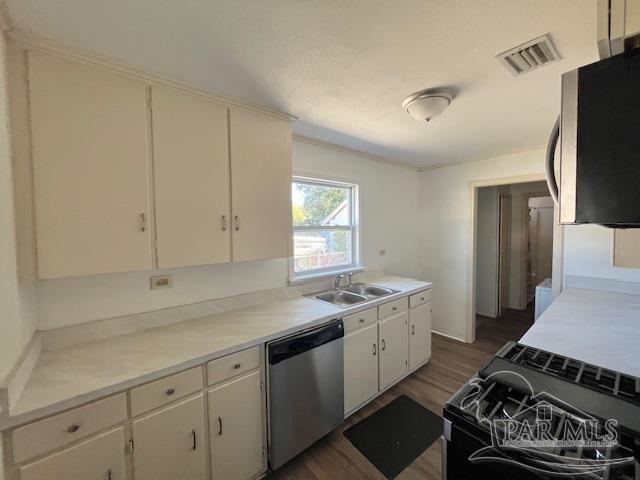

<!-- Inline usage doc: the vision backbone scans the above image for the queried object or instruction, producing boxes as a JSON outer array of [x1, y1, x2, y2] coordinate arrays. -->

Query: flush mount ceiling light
[[402, 88, 455, 122]]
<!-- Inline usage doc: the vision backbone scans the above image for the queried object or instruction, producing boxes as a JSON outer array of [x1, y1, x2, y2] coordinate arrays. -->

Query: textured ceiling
[[5, 0, 598, 167]]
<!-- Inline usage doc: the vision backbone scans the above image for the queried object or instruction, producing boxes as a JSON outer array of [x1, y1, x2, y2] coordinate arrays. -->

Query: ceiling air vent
[[497, 34, 560, 76]]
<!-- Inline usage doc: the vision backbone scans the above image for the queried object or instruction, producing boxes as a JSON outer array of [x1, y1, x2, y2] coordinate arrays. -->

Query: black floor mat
[[343, 395, 443, 479]]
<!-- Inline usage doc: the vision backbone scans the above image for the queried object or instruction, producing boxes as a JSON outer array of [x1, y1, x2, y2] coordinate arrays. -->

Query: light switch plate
[[150, 275, 173, 290]]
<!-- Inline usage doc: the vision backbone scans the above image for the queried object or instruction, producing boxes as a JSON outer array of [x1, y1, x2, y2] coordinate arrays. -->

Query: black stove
[[443, 342, 640, 479]]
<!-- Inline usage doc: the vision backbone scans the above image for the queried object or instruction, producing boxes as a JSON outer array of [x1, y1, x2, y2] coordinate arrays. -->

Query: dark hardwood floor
[[269, 306, 534, 479]]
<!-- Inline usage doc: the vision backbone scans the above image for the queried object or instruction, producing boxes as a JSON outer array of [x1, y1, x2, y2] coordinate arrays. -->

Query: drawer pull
[[359, 318, 365, 324], [192, 429, 197, 451], [381, 339, 386, 351], [67, 424, 80, 434], [411, 325, 416, 335], [233, 363, 242, 370], [104, 468, 112, 480], [420, 297, 425, 301], [165, 388, 175, 396], [392, 306, 397, 311], [218, 417, 223, 436], [373, 343, 377, 356]]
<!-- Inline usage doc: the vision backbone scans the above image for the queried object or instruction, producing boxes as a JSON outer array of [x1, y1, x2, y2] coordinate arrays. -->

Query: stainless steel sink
[[308, 283, 400, 308], [343, 283, 397, 298], [314, 290, 367, 307]]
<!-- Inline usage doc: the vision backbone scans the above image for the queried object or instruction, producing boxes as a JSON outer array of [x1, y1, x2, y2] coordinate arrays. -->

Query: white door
[[378, 311, 409, 390], [18, 428, 126, 480], [132, 395, 206, 480], [208, 370, 264, 480], [151, 85, 231, 268], [344, 323, 379, 415], [409, 302, 432, 370], [28, 51, 153, 278], [229, 109, 291, 262]]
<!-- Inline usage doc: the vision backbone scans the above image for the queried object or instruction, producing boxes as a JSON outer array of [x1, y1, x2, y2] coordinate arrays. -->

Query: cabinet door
[[378, 311, 409, 391], [344, 323, 379, 415], [208, 370, 264, 480], [132, 395, 206, 480], [28, 51, 152, 278], [229, 109, 291, 262], [18, 427, 125, 480], [409, 302, 432, 370], [151, 85, 231, 268]]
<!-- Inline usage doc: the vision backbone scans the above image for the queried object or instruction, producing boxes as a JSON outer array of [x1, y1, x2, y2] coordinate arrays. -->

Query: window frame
[[289, 175, 361, 282]]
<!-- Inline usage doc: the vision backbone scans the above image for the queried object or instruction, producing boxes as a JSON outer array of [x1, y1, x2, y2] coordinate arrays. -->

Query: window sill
[[288, 266, 365, 286]]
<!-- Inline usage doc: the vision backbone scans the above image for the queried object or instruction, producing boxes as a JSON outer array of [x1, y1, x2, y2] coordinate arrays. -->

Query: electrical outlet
[[150, 275, 173, 290]]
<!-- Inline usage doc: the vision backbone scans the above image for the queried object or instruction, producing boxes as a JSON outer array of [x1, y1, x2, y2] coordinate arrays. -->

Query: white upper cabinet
[[229, 109, 292, 262], [28, 51, 153, 279], [151, 85, 231, 268]]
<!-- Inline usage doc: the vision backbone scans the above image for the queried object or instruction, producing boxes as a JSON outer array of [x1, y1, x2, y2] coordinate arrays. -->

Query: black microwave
[[553, 51, 640, 227]]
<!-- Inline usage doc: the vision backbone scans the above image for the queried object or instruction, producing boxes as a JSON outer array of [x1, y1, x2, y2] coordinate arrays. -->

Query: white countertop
[[520, 287, 640, 377], [9, 275, 431, 427]]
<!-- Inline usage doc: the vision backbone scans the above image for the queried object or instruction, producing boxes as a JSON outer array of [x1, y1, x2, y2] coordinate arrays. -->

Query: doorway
[[473, 180, 553, 336]]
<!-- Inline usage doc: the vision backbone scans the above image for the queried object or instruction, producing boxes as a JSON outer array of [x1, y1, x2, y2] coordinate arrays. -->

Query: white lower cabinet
[[409, 302, 432, 370], [132, 394, 206, 480], [208, 370, 264, 480], [344, 322, 379, 415], [18, 427, 126, 480], [378, 311, 409, 390]]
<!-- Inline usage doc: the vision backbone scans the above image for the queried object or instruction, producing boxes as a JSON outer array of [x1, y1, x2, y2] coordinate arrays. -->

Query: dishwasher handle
[[268, 320, 343, 365]]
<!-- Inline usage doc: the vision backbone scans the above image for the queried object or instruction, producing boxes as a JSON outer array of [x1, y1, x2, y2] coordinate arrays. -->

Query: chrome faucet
[[334, 273, 345, 289], [348, 272, 354, 286]]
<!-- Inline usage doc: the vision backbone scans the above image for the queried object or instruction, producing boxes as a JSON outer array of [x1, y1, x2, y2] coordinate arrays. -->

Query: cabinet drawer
[[409, 289, 432, 309], [343, 307, 377, 333], [130, 367, 203, 417], [378, 297, 408, 319], [207, 346, 260, 385], [12, 393, 127, 463]]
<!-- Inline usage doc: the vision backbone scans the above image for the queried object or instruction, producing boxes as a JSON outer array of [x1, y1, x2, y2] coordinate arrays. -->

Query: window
[[292, 177, 358, 277]]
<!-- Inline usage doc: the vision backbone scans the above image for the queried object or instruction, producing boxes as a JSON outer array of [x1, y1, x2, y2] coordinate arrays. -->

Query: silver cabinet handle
[[412, 325, 416, 335], [165, 388, 175, 396], [234, 215, 240, 231], [218, 416, 223, 436], [372, 343, 377, 356], [104, 468, 112, 480], [381, 339, 386, 351], [392, 306, 397, 311], [191, 429, 197, 451], [359, 318, 365, 324], [67, 424, 80, 433], [139, 212, 146, 232], [221, 215, 227, 232], [233, 363, 241, 370]]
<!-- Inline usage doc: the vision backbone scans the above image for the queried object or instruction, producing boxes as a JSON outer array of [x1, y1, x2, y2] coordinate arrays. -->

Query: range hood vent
[[497, 34, 560, 76]]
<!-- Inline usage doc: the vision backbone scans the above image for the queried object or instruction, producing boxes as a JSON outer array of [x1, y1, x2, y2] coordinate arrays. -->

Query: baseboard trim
[[432, 330, 467, 343]]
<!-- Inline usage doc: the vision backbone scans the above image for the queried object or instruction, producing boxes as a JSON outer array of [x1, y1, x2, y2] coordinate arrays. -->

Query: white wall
[[475, 186, 498, 317], [418, 149, 546, 341], [563, 224, 640, 283], [34, 139, 420, 330], [0, 33, 35, 381]]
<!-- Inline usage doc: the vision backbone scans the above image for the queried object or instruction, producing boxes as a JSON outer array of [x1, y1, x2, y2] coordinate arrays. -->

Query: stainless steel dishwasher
[[267, 319, 344, 470]]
